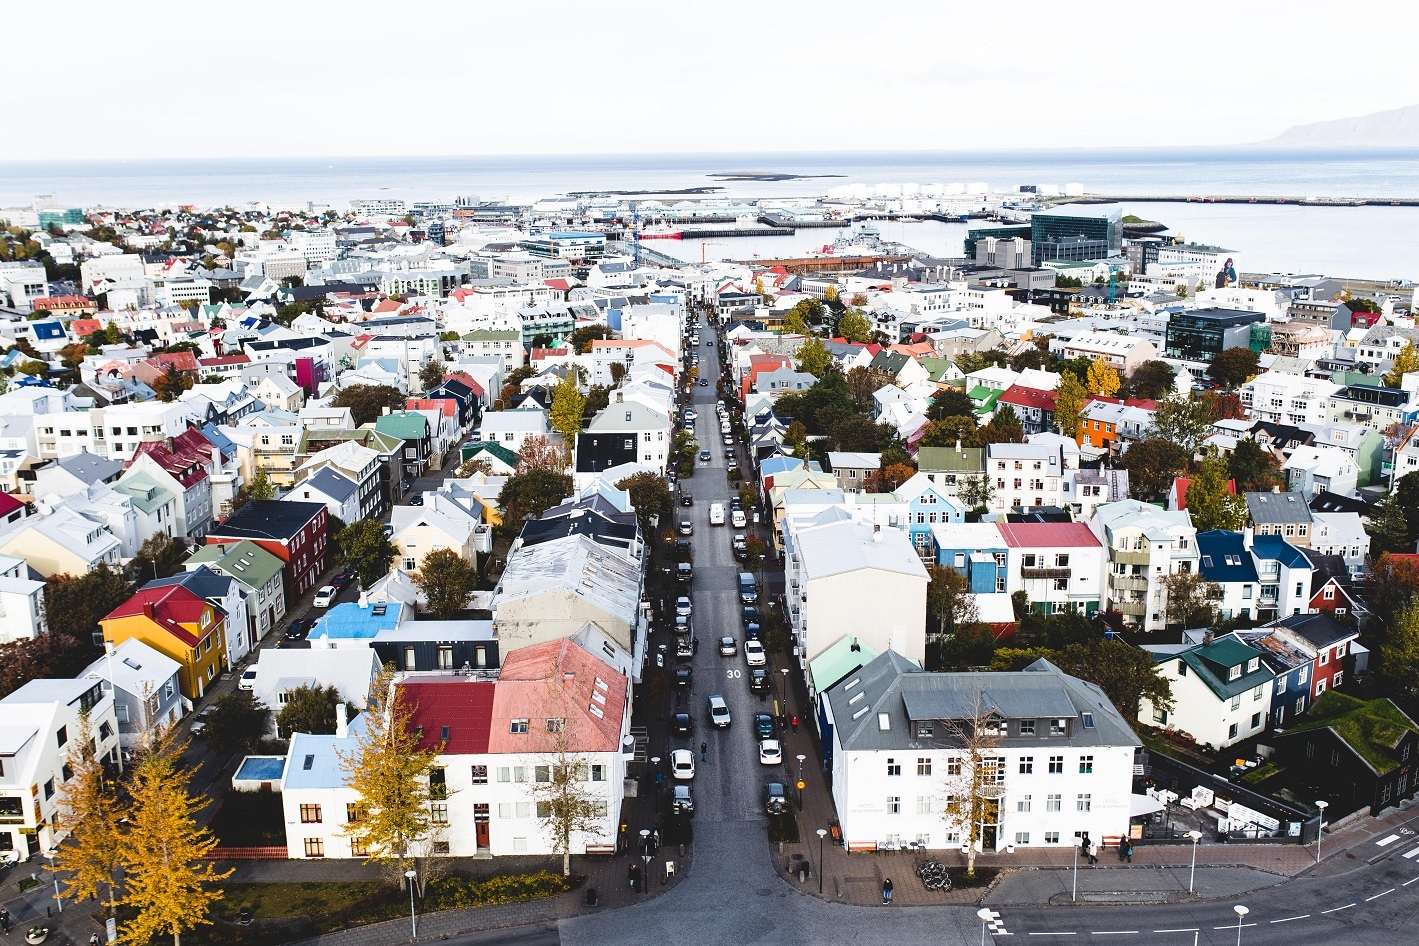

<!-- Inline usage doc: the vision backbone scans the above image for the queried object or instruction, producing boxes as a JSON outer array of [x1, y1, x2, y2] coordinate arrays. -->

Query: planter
[[26, 929, 48, 944]]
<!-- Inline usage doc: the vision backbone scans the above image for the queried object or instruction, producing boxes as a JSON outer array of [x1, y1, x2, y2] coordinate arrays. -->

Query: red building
[[206, 500, 330, 599]]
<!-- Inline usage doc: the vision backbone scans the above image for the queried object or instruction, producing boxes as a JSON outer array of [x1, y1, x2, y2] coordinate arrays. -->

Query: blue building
[[929, 522, 1008, 594]]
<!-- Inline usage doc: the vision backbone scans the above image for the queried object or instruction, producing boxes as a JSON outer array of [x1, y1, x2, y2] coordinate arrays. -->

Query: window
[[1330, 748, 1342, 767], [886, 797, 901, 814], [496, 767, 511, 783], [1319, 650, 1329, 665], [1019, 719, 1036, 736], [1046, 794, 1062, 812], [916, 758, 931, 777], [346, 803, 365, 824], [300, 804, 322, 824], [1019, 756, 1034, 775], [510, 718, 529, 733], [1230, 695, 1242, 710], [516, 801, 531, 818], [1045, 832, 1060, 844], [535, 765, 551, 783], [304, 838, 325, 858], [946, 760, 962, 776], [1048, 756, 1063, 774], [1333, 670, 1344, 687], [1077, 794, 1092, 812], [1079, 755, 1094, 774], [886, 758, 901, 777], [1017, 795, 1032, 813], [56, 725, 68, 748], [1050, 718, 1068, 736], [1056, 554, 1070, 568], [1250, 712, 1262, 730], [545, 718, 564, 733], [1229, 723, 1239, 740], [1015, 832, 1031, 845], [916, 796, 933, 815], [471, 765, 487, 784], [431, 803, 448, 825], [591, 764, 606, 782]]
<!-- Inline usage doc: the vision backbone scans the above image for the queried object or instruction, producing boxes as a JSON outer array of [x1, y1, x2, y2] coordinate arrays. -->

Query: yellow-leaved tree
[[1384, 340, 1419, 387], [52, 713, 125, 920], [1086, 355, 1120, 397], [122, 732, 232, 946], [1053, 371, 1088, 437]]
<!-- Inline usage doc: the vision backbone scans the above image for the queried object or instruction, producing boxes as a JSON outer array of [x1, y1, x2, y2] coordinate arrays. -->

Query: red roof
[[997, 384, 1059, 411], [488, 640, 627, 754], [544, 278, 571, 292], [149, 351, 200, 373], [443, 372, 485, 396], [128, 428, 218, 487], [105, 585, 220, 646], [1173, 476, 1236, 510], [997, 522, 1101, 548], [406, 397, 456, 417], [0, 493, 23, 519], [403, 680, 496, 754], [198, 355, 251, 367], [70, 319, 103, 337], [32, 296, 92, 311]]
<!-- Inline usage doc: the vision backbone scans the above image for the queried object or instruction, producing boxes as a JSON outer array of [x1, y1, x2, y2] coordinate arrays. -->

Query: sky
[[8, 0, 1414, 160]]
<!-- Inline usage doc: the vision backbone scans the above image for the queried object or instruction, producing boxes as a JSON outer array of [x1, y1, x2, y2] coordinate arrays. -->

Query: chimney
[[335, 702, 348, 739], [143, 601, 153, 618], [358, 591, 369, 609], [955, 437, 962, 454], [1242, 525, 1253, 548], [383, 407, 392, 416]]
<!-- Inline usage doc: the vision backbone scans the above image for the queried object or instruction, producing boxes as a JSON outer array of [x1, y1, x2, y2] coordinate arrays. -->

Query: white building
[[1140, 636, 1275, 750], [1089, 501, 1199, 633], [1239, 372, 1340, 427], [998, 522, 1108, 618], [986, 442, 1072, 513]]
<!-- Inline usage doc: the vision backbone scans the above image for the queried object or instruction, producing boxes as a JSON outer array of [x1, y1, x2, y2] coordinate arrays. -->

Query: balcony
[[1113, 599, 1147, 616], [1114, 550, 1152, 566], [1109, 574, 1149, 592], [1021, 567, 1071, 580]]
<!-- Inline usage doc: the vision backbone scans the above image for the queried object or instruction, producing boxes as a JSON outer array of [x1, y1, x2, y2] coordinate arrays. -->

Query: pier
[[730, 253, 912, 274], [680, 225, 794, 238]]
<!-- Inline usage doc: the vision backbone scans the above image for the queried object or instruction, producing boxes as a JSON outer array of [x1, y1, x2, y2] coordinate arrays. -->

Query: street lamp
[[1233, 904, 1249, 946], [780, 667, 790, 716], [977, 907, 994, 946], [44, 850, 61, 913], [640, 829, 652, 894], [1315, 800, 1329, 865], [1187, 829, 1203, 893], [796, 754, 806, 806], [1071, 838, 1078, 902], [816, 828, 828, 894], [405, 869, 417, 939]]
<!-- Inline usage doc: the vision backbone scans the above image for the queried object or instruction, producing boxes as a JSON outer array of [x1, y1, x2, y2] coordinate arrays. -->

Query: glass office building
[[1030, 208, 1122, 265], [1163, 308, 1266, 362]]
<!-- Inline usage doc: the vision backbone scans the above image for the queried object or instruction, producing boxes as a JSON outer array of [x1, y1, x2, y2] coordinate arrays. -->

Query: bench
[[585, 844, 616, 856], [846, 841, 879, 854]]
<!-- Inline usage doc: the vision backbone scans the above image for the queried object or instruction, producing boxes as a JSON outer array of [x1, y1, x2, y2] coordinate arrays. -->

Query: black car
[[748, 668, 769, 692], [754, 713, 776, 740], [673, 712, 693, 735], [284, 618, 313, 641], [674, 666, 693, 688], [730, 497, 742, 511], [680, 494, 694, 506], [742, 606, 760, 627], [674, 539, 693, 561]]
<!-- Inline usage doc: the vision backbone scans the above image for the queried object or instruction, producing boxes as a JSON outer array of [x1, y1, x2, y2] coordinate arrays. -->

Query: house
[[287, 468, 362, 526], [998, 522, 1107, 618], [1089, 501, 1198, 633], [1140, 636, 1275, 750], [917, 443, 987, 502], [1075, 400, 1156, 452], [583, 395, 673, 473], [1249, 534, 1314, 621], [1239, 372, 1340, 427], [1049, 331, 1157, 375], [1272, 692, 1419, 816], [894, 473, 966, 553], [0, 678, 120, 857], [823, 652, 1139, 853], [206, 499, 330, 601], [460, 440, 519, 476], [0, 502, 122, 578], [80, 638, 184, 750], [1263, 612, 1359, 702], [389, 494, 483, 574], [1244, 491, 1315, 548], [928, 522, 1009, 594], [0, 553, 47, 644], [1229, 627, 1316, 728], [298, 441, 384, 524], [375, 411, 435, 478], [477, 409, 549, 457], [99, 582, 229, 701], [183, 539, 287, 648], [997, 385, 1058, 435], [826, 452, 881, 492], [248, 647, 381, 735], [986, 442, 1070, 513], [1196, 530, 1261, 623], [1310, 512, 1369, 577]]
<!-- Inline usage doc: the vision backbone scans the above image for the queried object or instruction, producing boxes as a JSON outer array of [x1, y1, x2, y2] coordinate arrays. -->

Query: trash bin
[[798, 864, 810, 883]]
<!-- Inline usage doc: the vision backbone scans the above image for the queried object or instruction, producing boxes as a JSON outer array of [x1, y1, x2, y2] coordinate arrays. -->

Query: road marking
[[1213, 924, 1256, 930], [1376, 834, 1402, 846], [1321, 904, 1356, 914], [1404, 847, 1419, 859], [1153, 930, 1199, 934], [1026, 934, 1076, 937], [1366, 889, 1394, 901], [1271, 916, 1309, 924], [1091, 932, 1138, 935], [1404, 877, 1419, 886]]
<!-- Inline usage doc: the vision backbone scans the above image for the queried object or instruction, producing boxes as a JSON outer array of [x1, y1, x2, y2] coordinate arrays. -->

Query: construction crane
[[701, 242, 726, 266]]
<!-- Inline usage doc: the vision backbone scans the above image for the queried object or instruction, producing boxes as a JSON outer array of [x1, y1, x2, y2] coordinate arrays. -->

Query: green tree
[[980, 404, 1024, 445], [418, 357, 445, 392], [925, 564, 980, 640], [1126, 360, 1176, 400], [1053, 371, 1087, 437], [204, 689, 271, 755], [1086, 356, 1120, 397], [784, 420, 809, 457], [989, 647, 1056, 671], [1228, 439, 1282, 492], [530, 332, 554, 349], [1368, 493, 1411, 556], [275, 684, 348, 737], [927, 387, 976, 422], [548, 373, 585, 448], [129, 532, 188, 583], [1118, 438, 1190, 501], [1149, 393, 1213, 453], [416, 548, 478, 619], [248, 468, 275, 501], [332, 383, 406, 425], [1055, 355, 1094, 385], [836, 308, 873, 344], [781, 307, 808, 335], [338, 518, 398, 586], [1161, 570, 1223, 628], [1379, 600, 1419, 699], [1208, 346, 1260, 388], [960, 472, 994, 513], [1184, 450, 1247, 531], [1385, 341, 1419, 387], [615, 471, 671, 539], [795, 336, 831, 377], [1053, 639, 1174, 720], [1363, 554, 1419, 644], [45, 564, 133, 645], [569, 324, 612, 354], [917, 416, 978, 449]]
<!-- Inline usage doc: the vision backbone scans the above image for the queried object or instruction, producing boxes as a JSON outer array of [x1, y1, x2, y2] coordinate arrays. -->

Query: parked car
[[673, 712, 693, 735], [708, 695, 732, 728], [759, 738, 782, 765], [718, 636, 737, 656], [671, 748, 695, 780], [330, 570, 356, 591], [764, 782, 789, 814], [672, 784, 695, 815], [685, 409, 698, 422], [409, 494, 424, 506], [680, 493, 694, 506], [699, 450, 711, 463], [190, 705, 218, 736], [312, 586, 337, 608], [676, 596, 693, 616], [238, 669, 257, 691], [745, 622, 761, 641], [284, 618, 313, 641], [748, 667, 769, 692], [744, 640, 766, 667], [741, 606, 760, 627], [679, 519, 694, 536], [676, 636, 695, 659], [754, 713, 776, 740], [674, 666, 693, 688], [675, 539, 693, 561]]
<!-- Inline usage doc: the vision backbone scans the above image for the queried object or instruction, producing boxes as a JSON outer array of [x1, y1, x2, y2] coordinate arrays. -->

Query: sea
[[3, 147, 1418, 280]]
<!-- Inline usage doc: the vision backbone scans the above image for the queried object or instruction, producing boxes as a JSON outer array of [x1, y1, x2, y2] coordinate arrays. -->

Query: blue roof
[[760, 456, 805, 478], [1196, 530, 1259, 582], [282, 716, 367, 790], [313, 601, 403, 640], [235, 756, 287, 782], [546, 231, 604, 240], [32, 321, 66, 340], [1249, 534, 1310, 568], [199, 424, 236, 455]]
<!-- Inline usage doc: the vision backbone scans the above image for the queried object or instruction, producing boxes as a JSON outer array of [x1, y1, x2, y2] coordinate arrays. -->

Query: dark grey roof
[[46, 451, 123, 484], [1268, 612, 1358, 649], [211, 500, 324, 541], [1310, 491, 1371, 515], [1244, 491, 1314, 524], [144, 565, 236, 602], [304, 467, 358, 504]]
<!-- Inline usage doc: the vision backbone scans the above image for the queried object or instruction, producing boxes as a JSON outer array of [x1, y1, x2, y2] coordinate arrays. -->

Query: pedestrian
[[1122, 839, 1133, 863], [791, 715, 799, 733], [882, 878, 893, 905], [1, 907, 9, 933], [700, 740, 708, 761], [90, 935, 100, 946]]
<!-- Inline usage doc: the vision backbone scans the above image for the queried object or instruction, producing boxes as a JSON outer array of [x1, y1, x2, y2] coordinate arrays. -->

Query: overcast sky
[[8, 0, 1411, 160]]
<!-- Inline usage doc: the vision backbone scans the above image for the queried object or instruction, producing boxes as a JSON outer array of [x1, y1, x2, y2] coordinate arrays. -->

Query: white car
[[759, 738, 782, 765], [671, 748, 696, 780], [238, 669, 257, 691], [708, 695, 732, 728], [312, 585, 337, 608], [685, 409, 698, 422], [744, 639, 766, 667], [676, 596, 693, 616]]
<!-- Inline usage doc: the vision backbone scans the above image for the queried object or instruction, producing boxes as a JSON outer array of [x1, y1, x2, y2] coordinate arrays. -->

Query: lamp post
[[1315, 800, 1329, 865], [1233, 904, 1249, 946], [977, 907, 994, 946], [780, 667, 790, 716], [405, 869, 417, 939], [1187, 829, 1203, 893], [640, 829, 652, 894], [103, 641, 123, 775], [816, 828, 827, 894], [796, 754, 806, 806], [44, 850, 61, 912], [1071, 839, 1078, 902]]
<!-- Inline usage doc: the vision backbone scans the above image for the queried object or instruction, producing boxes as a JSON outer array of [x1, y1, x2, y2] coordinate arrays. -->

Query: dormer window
[[1228, 665, 1242, 681], [1247, 657, 1259, 673]]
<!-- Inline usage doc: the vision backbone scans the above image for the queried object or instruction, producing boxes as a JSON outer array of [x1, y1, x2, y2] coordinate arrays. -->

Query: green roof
[[462, 329, 521, 341], [1163, 637, 1273, 701], [918, 357, 955, 382], [462, 440, 517, 467], [375, 412, 430, 440], [1284, 691, 1419, 774], [808, 636, 880, 696], [185, 539, 284, 590], [917, 445, 985, 474], [112, 472, 177, 514], [969, 387, 1001, 415]]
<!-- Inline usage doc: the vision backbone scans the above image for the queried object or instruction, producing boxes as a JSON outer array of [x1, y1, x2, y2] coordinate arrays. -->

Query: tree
[[864, 461, 915, 493], [927, 387, 975, 422], [418, 357, 445, 392], [1117, 438, 1189, 502], [499, 468, 573, 529], [1227, 439, 1282, 493], [129, 532, 187, 583], [0, 632, 88, 699], [1208, 347, 1260, 388], [1055, 355, 1094, 385], [1086, 356, 1120, 397], [526, 661, 608, 876], [416, 548, 478, 619], [1126, 360, 1176, 400], [1053, 639, 1174, 720], [823, 285, 839, 304], [204, 689, 271, 755], [337, 518, 398, 586], [837, 309, 873, 344], [338, 669, 442, 887], [275, 684, 348, 737], [45, 564, 132, 646], [1053, 371, 1087, 437], [616, 471, 671, 539], [548, 373, 585, 450], [455, 457, 494, 478], [1367, 493, 1411, 556], [608, 361, 627, 386], [530, 333, 554, 349], [1380, 600, 1419, 700], [937, 691, 1004, 878], [1161, 571, 1223, 628], [103, 320, 123, 344], [1010, 346, 1052, 372], [1184, 451, 1247, 532], [582, 385, 611, 420], [979, 404, 1024, 445], [917, 416, 978, 449], [53, 714, 125, 919], [332, 384, 406, 425], [781, 307, 808, 336], [784, 420, 809, 458], [248, 467, 275, 501], [516, 434, 567, 474], [795, 336, 831, 377], [925, 565, 980, 640], [1385, 341, 1419, 387], [569, 324, 612, 354], [1149, 393, 1213, 454], [825, 412, 891, 453], [845, 366, 891, 409], [59, 342, 90, 370], [1363, 553, 1419, 644], [960, 472, 994, 513], [156, 369, 193, 402], [121, 737, 232, 946]]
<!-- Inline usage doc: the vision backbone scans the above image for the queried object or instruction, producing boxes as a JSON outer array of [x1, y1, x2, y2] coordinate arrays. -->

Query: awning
[[1130, 794, 1166, 818]]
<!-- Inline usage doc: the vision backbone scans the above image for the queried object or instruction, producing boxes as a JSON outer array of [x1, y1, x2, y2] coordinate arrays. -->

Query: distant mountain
[[1269, 104, 1419, 147]]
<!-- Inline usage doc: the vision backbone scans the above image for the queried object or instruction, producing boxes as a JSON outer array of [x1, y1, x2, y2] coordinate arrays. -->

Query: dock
[[681, 226, 794, 238], [730, 253, 912, 274]]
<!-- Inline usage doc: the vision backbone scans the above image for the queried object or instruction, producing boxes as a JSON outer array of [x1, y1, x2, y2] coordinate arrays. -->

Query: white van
[[709, 502, 726, 526], [731, 509, 747, 528]]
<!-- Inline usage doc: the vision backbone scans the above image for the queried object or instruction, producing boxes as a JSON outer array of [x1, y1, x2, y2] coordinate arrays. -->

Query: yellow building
[[100, 585, 228, 701]]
